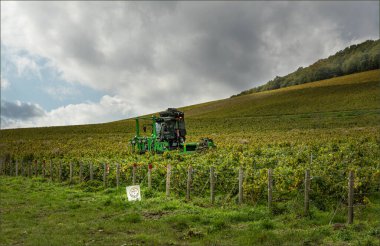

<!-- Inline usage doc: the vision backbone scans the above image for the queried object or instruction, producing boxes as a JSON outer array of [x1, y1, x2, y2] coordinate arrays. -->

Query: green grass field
[[1, 70, 380, 245], [1, 177, 379, 245]]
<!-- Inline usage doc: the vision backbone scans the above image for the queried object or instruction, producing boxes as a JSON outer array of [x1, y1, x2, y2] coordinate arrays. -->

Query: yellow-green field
[[1, 69, 379, 157]]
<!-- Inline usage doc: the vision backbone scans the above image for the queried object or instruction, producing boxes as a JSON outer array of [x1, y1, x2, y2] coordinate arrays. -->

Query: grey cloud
[[314, 2, 379, 40], [1, 1, 379, 123], [1, 100, 46, 120]]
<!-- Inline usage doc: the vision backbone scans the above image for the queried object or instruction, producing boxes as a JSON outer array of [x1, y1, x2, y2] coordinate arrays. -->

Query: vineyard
[[1, 70, 380, 245], [1, 134, 380, 210]]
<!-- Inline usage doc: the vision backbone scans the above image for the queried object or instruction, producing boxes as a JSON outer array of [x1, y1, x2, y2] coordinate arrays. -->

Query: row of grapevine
[[2, 157, 379, 212]]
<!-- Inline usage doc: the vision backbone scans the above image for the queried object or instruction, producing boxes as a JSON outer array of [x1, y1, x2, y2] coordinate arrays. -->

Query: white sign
[[126, 185, 141, 201]]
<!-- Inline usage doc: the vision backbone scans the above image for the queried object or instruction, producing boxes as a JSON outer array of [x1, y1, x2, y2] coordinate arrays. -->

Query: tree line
[[233, 39, 380, 97]]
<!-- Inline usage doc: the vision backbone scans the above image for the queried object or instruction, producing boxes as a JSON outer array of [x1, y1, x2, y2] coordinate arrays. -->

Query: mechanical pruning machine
[[130, 108, 215, 154]]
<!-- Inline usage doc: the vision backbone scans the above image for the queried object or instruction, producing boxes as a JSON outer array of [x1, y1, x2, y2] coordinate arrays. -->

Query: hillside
[[181, 69, 380, 140], [1, 69, 379, 158], [234, 39, 380, 96], [184, 69, 380, 118]]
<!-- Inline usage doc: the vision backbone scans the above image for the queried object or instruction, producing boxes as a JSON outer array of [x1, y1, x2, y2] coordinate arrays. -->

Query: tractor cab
[[156, 108, 186, 149], [130, 108, 214, 154]]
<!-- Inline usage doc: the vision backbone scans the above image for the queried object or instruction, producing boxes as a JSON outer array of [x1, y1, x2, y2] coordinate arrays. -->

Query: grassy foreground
[[1, 176, 379, 245]]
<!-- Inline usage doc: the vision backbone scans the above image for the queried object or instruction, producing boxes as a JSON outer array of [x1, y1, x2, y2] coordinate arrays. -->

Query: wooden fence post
[[103, 163, 107, 187], [4, 160, 7, 176], [70, 162, 73, 184], [210, 166, 215, 204], [2, 159, 5, 175], [148, 164, 152, 189], [15, 160, 19, 177], [28, 161, 32, 177], [348, 170, 354, 224], [90, 163, 93, 181], [1, 159, 5, 175], [42, 160, 46, 178], [0, 159, 3, 175], [50, 160, 53, 181], [268, 168, 273, 212], [239, 166, 243, 205], [23, 161, 26, 176], [7, 161, 10, 176], [132, 164, 137, 185], [59, 161, 62, 182], [166, 164, 171, 197], [186, 165, 193, 201], [34, 160, 38, 177], [116, 163, 120, 189], [21, 160, 25, 176], [79, 162, 83, 182], [304, 169, 310, 216]]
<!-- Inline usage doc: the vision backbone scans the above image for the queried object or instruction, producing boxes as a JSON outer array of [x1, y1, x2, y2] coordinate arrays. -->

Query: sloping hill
[[179, 69, 380, 138], [184, 69, 380, 119], [1, 69, 379, 158], [234, 39, 380, 96]]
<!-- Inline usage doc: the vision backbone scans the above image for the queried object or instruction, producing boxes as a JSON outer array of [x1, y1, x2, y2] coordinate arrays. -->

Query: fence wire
[[1, 160, 379, 218]]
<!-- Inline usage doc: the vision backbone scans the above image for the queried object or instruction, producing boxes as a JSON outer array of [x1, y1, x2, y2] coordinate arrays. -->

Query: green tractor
[[130, 108, 215, 154]]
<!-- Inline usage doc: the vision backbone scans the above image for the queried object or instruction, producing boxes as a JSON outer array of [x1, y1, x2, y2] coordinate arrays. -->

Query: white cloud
[[1, 95, 134, 129], [14, 56, 41, 79], [1, 76, 10, 89], [44, 86, 80, 100], [2, 47, 43, 79]]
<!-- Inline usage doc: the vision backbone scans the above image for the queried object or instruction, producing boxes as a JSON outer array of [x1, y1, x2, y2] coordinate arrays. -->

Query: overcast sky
[[1, 1, 379, 129]]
